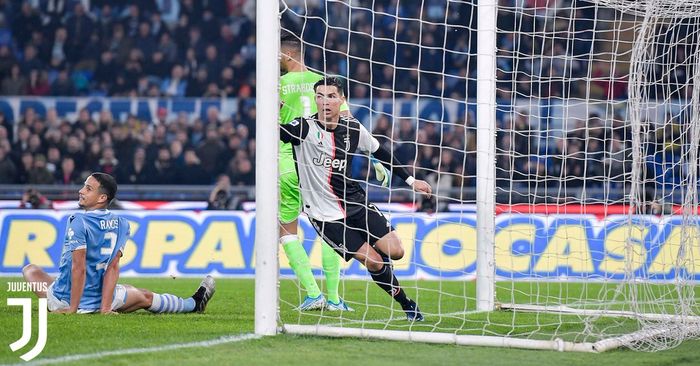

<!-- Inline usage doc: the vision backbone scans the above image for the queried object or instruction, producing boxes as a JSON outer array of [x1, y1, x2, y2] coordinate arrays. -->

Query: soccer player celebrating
[[280, 77, 432, 321], [22, 172, 215, 314], [279, 32, 389, 311]]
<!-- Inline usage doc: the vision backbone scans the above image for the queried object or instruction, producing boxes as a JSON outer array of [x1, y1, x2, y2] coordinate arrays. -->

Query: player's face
[[280, 48, 292, 72], [315, 85, 344, 121], [78, 176, 107, 210]]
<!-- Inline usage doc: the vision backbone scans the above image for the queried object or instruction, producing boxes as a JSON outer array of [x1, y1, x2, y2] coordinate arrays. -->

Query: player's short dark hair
[[314, 76, 346, 97], [281, 30, 301, 50], [91, 172, 118, 204]]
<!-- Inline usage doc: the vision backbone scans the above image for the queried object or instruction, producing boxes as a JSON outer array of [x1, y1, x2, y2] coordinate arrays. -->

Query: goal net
[[256, 0, 700, 352]]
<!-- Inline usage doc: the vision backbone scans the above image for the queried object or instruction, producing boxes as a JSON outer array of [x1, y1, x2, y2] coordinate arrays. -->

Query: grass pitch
[[1, 277, 700, 366]]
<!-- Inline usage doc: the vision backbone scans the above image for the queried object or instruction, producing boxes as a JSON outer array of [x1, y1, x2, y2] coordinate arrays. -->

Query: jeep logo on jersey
[[312, 153, 347, 171]]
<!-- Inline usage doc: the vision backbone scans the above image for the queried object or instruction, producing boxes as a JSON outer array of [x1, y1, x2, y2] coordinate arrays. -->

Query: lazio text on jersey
[[52, 210, 130, 310]]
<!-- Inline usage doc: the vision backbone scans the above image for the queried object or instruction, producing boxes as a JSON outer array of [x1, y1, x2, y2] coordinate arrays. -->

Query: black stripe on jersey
[[328, 117, 367, 217]]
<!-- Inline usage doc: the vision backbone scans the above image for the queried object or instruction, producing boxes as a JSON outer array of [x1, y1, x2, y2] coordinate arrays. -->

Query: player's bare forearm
[[68, 249, 87, 313], [100, 254, 121, 313]]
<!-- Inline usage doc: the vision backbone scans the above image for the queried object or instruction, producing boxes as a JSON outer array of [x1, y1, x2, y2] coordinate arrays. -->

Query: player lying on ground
[[280, 77, 432, 321], [22, 172, 215, 314], [278, 32, 389, 311]]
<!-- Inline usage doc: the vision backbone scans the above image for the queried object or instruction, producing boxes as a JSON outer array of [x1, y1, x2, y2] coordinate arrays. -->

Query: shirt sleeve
[[116, 218, 130, 255], [66, 214, 87, 251], [280, 118, 309, 145], [357, 123, 380, 153]]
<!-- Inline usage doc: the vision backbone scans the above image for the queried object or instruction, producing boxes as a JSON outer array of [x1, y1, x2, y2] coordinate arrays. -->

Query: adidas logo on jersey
[[312, 153, 347, 171]]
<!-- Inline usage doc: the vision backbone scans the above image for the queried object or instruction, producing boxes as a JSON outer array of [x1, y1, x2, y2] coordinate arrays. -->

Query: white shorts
[[47, 283, 127, 313]]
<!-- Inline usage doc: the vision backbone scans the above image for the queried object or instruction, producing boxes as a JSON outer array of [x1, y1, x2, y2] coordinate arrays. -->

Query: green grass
[[1, 277, 699, 366]]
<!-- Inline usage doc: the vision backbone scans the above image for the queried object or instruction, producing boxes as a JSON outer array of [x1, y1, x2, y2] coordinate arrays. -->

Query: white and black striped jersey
[[280, 114, 380, 221]]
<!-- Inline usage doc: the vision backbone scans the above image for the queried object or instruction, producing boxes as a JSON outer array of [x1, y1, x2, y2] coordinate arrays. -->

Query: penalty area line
[[11, 333, 262, 366]]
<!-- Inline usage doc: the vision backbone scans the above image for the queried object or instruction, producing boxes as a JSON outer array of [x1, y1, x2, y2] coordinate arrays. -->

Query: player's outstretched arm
[[60, 249, 86, 313], [280, 118, 309, 145], [360, 125, 432, 197], [101, 252, 122, 314]]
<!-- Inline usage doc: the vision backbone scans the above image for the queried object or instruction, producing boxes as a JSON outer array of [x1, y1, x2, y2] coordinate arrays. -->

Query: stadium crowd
[[0, 0, 256, 98], [0, 0, 679, 206], [0, 105, 257, 186]]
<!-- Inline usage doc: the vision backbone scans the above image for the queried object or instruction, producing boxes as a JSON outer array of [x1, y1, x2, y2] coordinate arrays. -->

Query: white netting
[[598, 0, 700, 351], [272, 0, 700, 352]]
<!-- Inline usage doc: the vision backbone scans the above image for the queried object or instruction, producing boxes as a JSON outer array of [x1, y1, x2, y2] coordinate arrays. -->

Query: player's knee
[[364, 254, 385, 272], [365, 260, 383, 272], [140, 289, 154, 306], [389, 246, 404, 260], [22, 264, 37, 278]]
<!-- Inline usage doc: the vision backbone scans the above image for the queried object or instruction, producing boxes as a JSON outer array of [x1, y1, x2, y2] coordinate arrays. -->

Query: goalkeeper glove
[[371, 159, 390, 187]]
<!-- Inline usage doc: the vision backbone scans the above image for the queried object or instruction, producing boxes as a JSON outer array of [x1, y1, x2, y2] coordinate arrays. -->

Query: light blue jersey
[[52, 210, 130, 310]]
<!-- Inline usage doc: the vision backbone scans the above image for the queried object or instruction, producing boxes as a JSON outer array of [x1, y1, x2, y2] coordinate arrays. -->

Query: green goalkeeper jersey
[[279, 71, 348, 159]]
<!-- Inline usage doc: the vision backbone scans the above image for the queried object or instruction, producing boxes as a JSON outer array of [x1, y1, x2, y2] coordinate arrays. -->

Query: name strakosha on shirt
[[281, 82, 315, 95]]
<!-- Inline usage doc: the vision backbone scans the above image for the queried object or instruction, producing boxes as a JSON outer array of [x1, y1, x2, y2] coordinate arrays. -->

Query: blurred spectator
[[153, 146, 176, 182], [196, 125, 225, 175], [17, 152, 34, 184], [161, 64, 187, 97], [28, 154, 54, 184], [27, 69, 50, 96], [13, 3, 41, 49], [0, 147, 16, 183], [1, 64, 27, 95], [19, 188, 53, 209], [116, 146, 152, 185], [56, 156, 82, 185], [227, 150, 255, 186], [51, 69, 76, 96], [177, 148, 209, 184], [96, 146, 119, 175], [207, 174, 239, 210], [157, 0, 180, 27]]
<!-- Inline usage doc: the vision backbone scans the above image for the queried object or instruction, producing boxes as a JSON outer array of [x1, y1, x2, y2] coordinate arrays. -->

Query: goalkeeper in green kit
[[279, 32, 390, 311]]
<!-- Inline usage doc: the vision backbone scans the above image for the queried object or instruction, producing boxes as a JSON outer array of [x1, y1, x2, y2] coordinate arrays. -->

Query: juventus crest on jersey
[[281, 114, 380, 221]]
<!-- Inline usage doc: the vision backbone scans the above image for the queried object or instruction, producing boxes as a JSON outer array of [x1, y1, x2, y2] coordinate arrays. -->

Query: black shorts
[[310, 203, 394, 261]]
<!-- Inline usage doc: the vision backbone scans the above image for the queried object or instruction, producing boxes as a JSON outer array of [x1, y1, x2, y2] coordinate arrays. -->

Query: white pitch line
[[7, 333, 262, 366]]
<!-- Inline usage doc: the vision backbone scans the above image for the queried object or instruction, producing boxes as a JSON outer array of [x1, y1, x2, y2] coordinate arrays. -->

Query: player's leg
[[309, 219, 354, 311], [116, 276, 215, 313], [279, 162, 324, 310], [351, 242, 423, 321], [21, 264, 53, 298], [359, 206, 423, 321], [366, 203, 404, 260], [22, 264, 72, 313], [321, 242, 341, 303]]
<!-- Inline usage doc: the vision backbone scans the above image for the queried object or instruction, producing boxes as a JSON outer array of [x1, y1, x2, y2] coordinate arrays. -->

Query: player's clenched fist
[[411, 180, 432, 198]]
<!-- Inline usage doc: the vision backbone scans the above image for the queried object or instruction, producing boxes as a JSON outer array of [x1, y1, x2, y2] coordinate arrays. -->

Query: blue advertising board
[[0, 210, 696, 280]]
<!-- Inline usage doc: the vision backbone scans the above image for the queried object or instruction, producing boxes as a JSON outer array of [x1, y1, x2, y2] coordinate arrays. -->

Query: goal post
[[254, 0, 280, 336], [476, 0, 497, 313], [255, 0, 700, 352]]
